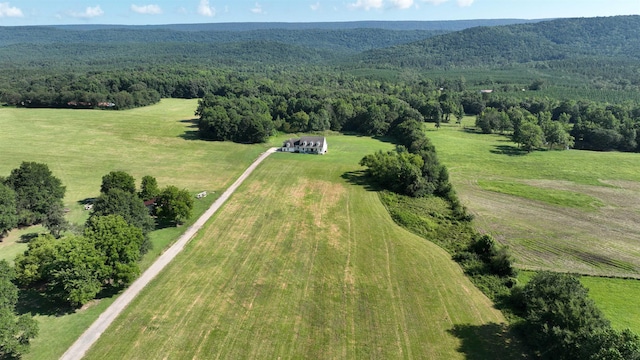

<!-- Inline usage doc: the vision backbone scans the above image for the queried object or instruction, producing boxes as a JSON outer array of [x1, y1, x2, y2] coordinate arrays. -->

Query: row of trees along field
[[474, 97, 640, 152], [193, 70, 640, 153], [2, 63, 640, 153]]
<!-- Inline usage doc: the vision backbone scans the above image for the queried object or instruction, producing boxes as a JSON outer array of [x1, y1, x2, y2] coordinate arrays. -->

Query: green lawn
[[0, 100, 271, 360], [580, 276, 640, 334], [0, 99, 268, 259], [427, 120, 640, 278], [84, 135, 525, 359]]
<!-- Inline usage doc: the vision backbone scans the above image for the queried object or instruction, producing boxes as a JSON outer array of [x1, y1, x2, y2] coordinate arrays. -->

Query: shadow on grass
[[77, 198, 97, 205], [449, 323, 530, 359], [18, 232, 40, 243], [154, 218, 180, 231], [490, 145, 528, 156], [178, 118, 201, 141], [16, 287, 75, 317], [341, 170, 382, 192], [462, 127, 485, 135], [17, 284, 125, 317]]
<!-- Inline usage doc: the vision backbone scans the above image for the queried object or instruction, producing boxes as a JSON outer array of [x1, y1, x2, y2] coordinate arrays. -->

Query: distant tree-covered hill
[[47, 19, 543, 31], [358, 15, 640, 68]]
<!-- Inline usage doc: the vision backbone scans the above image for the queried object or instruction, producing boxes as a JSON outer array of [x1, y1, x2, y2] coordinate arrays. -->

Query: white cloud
[[70, 5, 104, 19], [131, 4, 162, 15], [251, 3, 264, 14], [348, 0, 383, 11], [310, 2, 320, 11], [421, 0, 448, 5], [420, 0, 474, 6], [198, 0, 215, 16], [457, 0, 474, 6], [390, 0, 414, 9], [0, 2, 23, 17]]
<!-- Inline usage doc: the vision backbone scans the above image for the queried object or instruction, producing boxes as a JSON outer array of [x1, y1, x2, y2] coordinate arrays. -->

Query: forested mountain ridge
[[19, 18, 543, 31], [358, 15, 640, 68], [0, 27, 445, 52]]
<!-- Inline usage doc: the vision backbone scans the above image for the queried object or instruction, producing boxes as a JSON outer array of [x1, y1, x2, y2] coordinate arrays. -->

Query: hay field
[[428, 120, 640, 278], [84, 136, 521, 359]]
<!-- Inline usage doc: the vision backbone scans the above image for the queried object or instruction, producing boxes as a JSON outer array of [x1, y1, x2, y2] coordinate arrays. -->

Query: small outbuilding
[[281, 136, 327, 154]]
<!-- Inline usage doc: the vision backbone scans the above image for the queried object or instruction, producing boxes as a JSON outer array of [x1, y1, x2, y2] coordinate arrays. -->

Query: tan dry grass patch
[[308, 180, 347, 225], [466, 183, 640, 278]]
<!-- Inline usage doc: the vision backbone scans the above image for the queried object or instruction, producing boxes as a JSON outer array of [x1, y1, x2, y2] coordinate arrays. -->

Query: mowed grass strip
[[0, 100, 269, 360], [427, 121, 640, 278], [477, 180, 604, 210], [84, 136, 518, 359]]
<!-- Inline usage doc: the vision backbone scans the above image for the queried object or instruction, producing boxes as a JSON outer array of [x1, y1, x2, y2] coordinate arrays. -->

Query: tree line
[[474, 97, 640, 152]]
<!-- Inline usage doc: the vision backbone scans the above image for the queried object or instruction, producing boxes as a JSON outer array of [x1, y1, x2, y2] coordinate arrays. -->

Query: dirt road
[[60, 147, 277, 360]]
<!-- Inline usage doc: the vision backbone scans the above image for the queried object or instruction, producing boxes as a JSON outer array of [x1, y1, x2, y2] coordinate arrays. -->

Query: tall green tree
[[84, 215, 144, 285], [14, 235, 59, 286], [5, 162, 65, 226], [42, 203, 69, 239], [0, 184, 18, 237], [100, 171, 136, 195], [92, 188, 155, 234], [47, 236, 105, 307], [542, 120, 574, 150], [156, 186, 194, 225], [514, 118, 545, 152], [0, 260, 38, 359], [520, 272, 640, 360], [138, 175, 159, 202]]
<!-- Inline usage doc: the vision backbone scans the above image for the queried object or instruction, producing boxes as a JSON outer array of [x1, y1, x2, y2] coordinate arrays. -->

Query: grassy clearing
[[0, 99, 266, 260], [85, 135, 526, 359], [427, 120, 640, 278], [0, 99, 267, 222], [0, 100, 270, 360], [580, 276, 640, 334]]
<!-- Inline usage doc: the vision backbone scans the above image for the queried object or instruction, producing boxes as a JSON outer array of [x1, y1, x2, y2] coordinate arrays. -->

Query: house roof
[[283, 136, 326, 147]]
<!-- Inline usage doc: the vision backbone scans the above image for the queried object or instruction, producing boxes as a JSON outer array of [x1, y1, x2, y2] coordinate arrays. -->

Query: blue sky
[[0, 0, 638, 26]]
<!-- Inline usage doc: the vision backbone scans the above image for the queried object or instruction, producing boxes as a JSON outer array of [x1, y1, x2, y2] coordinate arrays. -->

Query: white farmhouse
[[281, 136, 327, 154]]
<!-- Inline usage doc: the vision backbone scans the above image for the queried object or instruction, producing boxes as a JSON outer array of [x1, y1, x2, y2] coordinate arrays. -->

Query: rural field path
[[60, 147, 278, 360]]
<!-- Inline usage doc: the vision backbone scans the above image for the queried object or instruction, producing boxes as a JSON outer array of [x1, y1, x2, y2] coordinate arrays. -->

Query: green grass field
[[84, 135, 526, 359], [0, 100, 272, 360], [427, 120, 640, 278], [0, 99, 267, 258], [580, 276, 640, 334]]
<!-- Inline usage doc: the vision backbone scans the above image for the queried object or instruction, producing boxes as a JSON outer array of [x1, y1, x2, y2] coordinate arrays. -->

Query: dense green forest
[[358, 16, 640, 91]]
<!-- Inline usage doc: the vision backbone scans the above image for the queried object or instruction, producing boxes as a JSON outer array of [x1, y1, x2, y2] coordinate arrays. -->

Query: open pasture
[[0, 99, 266, 256], [84, 135, 524, 359], [427, 120, 640, 278], [0, 100, 270, 359], [0, 99, 266, 219]]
